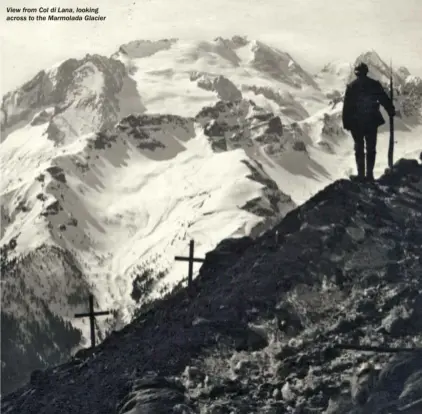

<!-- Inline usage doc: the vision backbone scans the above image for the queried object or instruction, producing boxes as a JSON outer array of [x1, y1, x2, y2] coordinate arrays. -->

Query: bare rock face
[[190, 72, 242, 101], [196, 99, 288, 152], [196, 99, 257, 151], [240, 159, 295, 236], [242, 84, 310, 121], [1, 54, 145, 145]]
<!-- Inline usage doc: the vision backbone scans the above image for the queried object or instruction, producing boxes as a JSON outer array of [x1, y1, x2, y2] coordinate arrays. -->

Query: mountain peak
[[355, 49, 386, 67], [114, 38, 178, 59], [247, 40, 320, 90], [213, 35, 249, 49], [1, 53, 144, 145], [345, 49, 410, 88]]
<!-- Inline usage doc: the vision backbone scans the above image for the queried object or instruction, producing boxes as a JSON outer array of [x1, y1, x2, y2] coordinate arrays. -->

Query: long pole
[[387, 59, 395, 168], [89, 294, 96, 348], [188, 240, 194, 292]]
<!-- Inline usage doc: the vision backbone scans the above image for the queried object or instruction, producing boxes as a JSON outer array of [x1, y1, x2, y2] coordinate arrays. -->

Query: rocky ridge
[[190, 72, 243, 102], [196, 99, 309, 156], [2, 156, 422, 413]]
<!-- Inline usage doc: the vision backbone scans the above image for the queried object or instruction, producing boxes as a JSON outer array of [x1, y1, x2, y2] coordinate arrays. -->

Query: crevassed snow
[[112, 37, 325, 118]]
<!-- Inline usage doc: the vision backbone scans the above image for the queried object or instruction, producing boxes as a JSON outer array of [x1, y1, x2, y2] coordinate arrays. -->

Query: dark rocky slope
[[0, 245, 89, 396], [2, 156, 422, 414]]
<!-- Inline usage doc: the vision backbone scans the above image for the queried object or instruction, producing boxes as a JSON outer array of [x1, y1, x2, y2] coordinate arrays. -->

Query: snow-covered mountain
[[1, 35, 421, 395]]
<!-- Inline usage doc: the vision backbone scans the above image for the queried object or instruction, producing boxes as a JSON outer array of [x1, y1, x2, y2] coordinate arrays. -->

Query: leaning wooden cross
[[74, 294, 111, 348], [175, 239, 205, 294]]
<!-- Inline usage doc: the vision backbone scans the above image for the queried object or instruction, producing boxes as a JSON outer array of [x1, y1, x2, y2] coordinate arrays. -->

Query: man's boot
[[366, 150, 376, 181]]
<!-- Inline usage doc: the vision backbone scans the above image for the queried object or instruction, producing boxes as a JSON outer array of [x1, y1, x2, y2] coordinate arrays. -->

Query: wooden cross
[[74, 294, 111, 348], [175, 239, 205, 293]]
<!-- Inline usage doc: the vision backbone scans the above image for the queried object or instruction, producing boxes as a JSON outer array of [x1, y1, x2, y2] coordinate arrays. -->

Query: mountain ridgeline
[[1, 35, 422, 404]]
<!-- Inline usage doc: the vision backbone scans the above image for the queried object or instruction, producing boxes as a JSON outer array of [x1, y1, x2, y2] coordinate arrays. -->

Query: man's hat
[[354, 62, 369, 76]]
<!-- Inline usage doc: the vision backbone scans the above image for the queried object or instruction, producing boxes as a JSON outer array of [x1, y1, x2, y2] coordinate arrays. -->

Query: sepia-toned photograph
[[1, 1, 422, 412]]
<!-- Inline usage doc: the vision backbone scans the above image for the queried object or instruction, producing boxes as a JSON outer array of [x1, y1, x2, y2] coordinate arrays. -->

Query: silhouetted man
[[342, 62, 396, 181]]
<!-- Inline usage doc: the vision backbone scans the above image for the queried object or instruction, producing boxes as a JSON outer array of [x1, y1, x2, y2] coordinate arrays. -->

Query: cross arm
[[174, 256, 205, 263], [74, 312, 90, 318], [74, 310, 112, 318], [93, 311, 112, 316]]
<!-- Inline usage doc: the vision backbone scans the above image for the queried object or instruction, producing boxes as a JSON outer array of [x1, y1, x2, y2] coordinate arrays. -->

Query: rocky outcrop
[[115, 113, 196, 156], [1, 54, 145, 144], [2, 157, 421, 413], [242, 84, 310, 121], [190, 72, 242, 101], [196, 99, 288, 152], [240, 159, 295, 236], [195, 99, 322, 179]]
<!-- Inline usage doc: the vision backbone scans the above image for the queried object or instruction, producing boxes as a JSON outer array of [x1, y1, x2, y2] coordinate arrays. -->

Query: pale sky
[[1, 0, 421, 95]]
